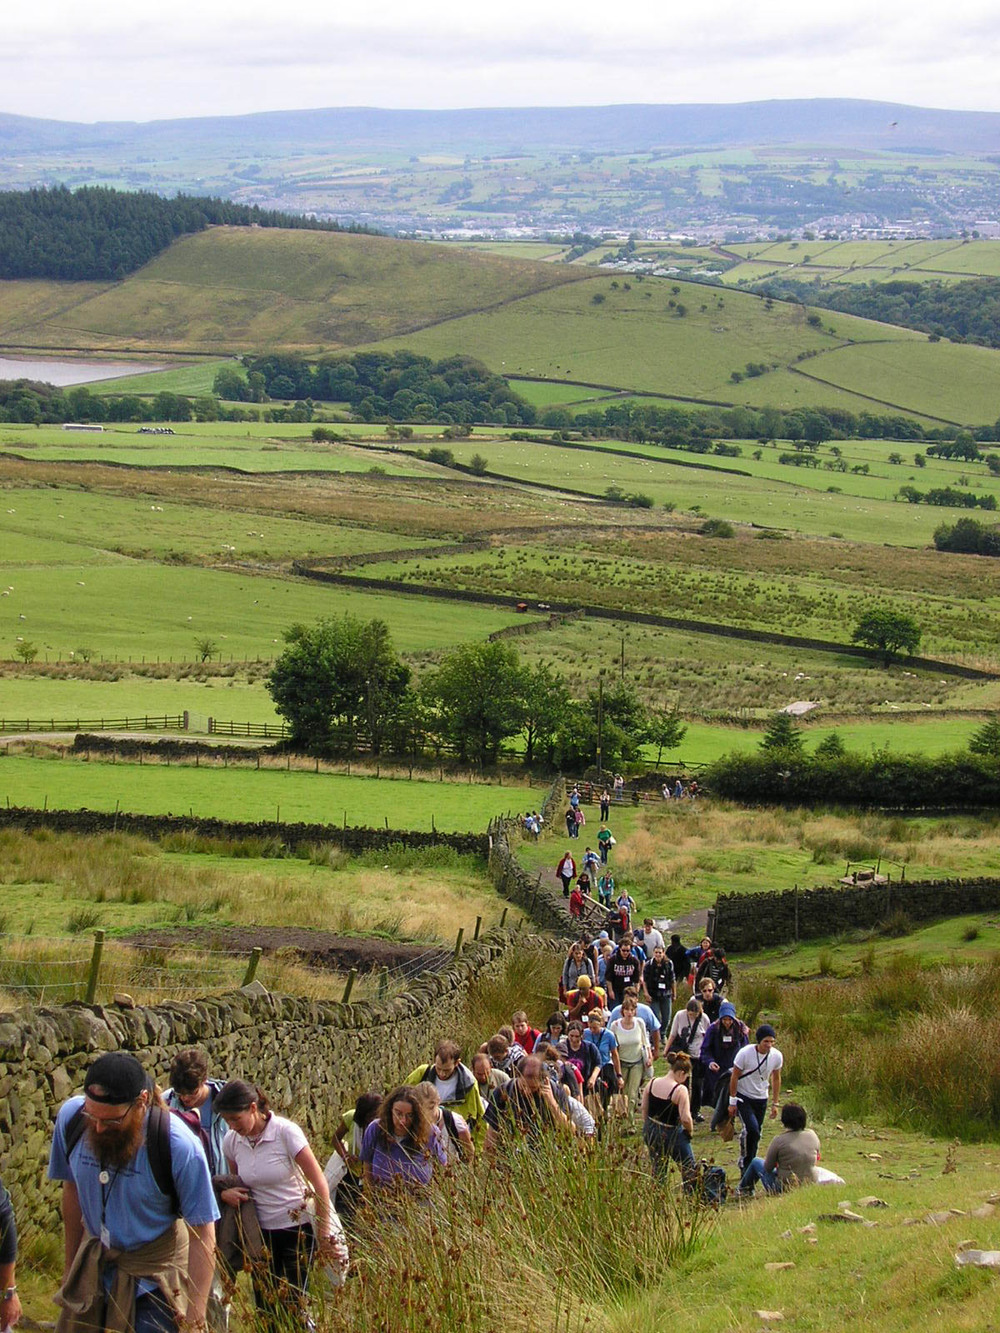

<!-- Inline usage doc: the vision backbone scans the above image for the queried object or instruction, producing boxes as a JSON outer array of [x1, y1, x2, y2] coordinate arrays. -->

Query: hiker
[[697, 977, 723, 1023], [605, 937, 644, 1007], [561, 942, 596, 997], [215, 1079, 347, 1322], [609, 996, 653, 1113], [600, 788, 611, 820], [0, 1175, 20, 1331], [484, 1055, 572, 1152], [409, 1084, 474, 1164], [597, 870, 615, 909], [738, 1103, 820, 1197], [556, 851, 576, 897], [597, 824, 614, 864], [584, 1010, 623, 1110], [666, 997, 709, 1119], [48, 1051, 219, 1333], [642, 944, 676, 1033], [565, 974, 607, 1022], [471, 1052, 509, 1100], [701, 1001, 749, 1112], [569, 881, 585, 918], [325, 1092, 382, 1223], [164, 1049, 227, 1175], [721, 1025, 783, 1171], [405, 1039, 486, 1141], [565, 808, 578, 839], [359, 1087, 448, 1191], [642, 1052, 696, 1191], [512, 1011, 542, 1056], [695, 944, 731, 993]]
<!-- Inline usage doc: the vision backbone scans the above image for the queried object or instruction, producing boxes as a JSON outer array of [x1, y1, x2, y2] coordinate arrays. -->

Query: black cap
[[84, 1052, 148, 1104]]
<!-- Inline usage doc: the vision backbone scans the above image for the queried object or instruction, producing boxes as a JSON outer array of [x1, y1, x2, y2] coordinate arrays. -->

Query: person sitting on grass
[[737, 1102, 820, 1197]]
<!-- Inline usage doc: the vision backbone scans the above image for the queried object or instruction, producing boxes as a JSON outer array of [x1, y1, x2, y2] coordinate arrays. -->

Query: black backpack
[[64, 1103, 181, 1211], [698, 1163, 728, 1207]]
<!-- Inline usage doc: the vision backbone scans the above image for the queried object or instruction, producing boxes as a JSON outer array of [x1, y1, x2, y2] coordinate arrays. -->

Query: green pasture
[[796, 339, 1000, 424], [0, 753, 526, 832], [367, 274, 927, 410], [438, 435, 1000, 545], [508, 380, 610, 407], [85, 359, 235, 396], [0, 486, 437, 563], [0, 675, 278, 730], [0, 560, 534, 660]]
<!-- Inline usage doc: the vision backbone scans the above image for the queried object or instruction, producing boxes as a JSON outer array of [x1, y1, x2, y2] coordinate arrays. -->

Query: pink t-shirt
[[223, 1113, 311, 1230]]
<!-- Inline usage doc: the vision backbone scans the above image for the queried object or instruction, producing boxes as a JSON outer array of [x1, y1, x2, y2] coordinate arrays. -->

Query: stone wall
[[0, 805, 486, 856], [0, 929, 562, 1230], [714, 877, 1000, 952]]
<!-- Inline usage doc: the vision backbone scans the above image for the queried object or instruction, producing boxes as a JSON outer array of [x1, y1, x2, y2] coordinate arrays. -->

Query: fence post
[[794, 884, 799, 942], [453, 928, 464, 959], [474, 915, 482, 941], [341, 968, 358, 1005], [499, 907, 508, 929], [378, 967, 388, 1001], [241, 947, 263, 987], [85, 930, 105, 1004]]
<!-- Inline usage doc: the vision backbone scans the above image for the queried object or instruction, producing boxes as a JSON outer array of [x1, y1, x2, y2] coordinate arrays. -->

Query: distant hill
[[4, 99, 1000, 155]]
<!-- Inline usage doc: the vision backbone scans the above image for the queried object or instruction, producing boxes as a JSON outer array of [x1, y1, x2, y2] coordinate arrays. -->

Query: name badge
[[100, 1226, 111, 1248]]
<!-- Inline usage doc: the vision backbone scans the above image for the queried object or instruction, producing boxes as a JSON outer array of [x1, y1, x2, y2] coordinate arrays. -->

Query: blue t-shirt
[[584, 1029, 618, 1064], [49, 1096, 220, 1255], [607, 1003, 661, 1036]]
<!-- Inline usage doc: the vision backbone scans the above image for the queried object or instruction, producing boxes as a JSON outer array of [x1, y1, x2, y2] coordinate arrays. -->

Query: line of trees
[[238, 351, 536, 426], [266, 615, 686, 769], [0, 186, 372, 282]]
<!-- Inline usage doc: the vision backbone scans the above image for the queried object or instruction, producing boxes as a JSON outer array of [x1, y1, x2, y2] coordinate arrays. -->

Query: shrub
[[699, 518, 734, 538]]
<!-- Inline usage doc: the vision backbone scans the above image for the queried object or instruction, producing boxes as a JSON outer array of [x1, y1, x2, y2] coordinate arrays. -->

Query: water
[[0, 356, 166, 386]]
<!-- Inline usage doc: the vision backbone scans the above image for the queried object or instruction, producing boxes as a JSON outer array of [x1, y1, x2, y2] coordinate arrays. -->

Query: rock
[[798, 1223, 816, 1234], [779, 1230, 793, 1240], [956, 1240, 978, 1251], [765, 1262, 796, 1272], [805, 1237, 818, 1245], [754, 1312, 784, 1322], [113, 993, 136, 1008], [837, 1199, 853, 1210], [955, 1250, 1000, 1269], [924, 1211, 955, 1225], [240, 980, 269, 998], [971, 1204, 996, 1219], [856, 1196, 889, 1208], [818, 1212, 864, 1224]]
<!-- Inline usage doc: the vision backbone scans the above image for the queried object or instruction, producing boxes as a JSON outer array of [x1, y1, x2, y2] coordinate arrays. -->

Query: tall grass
[[745, 955, 1000, 1138], [310, 1131, 707, 1333]]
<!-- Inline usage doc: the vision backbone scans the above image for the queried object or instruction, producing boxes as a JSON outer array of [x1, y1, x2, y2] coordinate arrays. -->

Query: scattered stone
[[956, 1240, 978, 1251], [835, 1123, 845, 1130], [805, 1237, 818, 1245], [798, 1223, 816, 1234], [779, 1230, 793, 1240], [856, 1196, 889, 1208], [837, 1199, 853, 1210], [754, 1312, 784, 1322], [949, 1208, 967, 1215], [113, 993, 135, 1008], [955, 1250, 1000, 1269], [972, 1204, 996, 1219], [764, 1262, 796, 1272], [902, 1218, 920, 1226], [818, 1212, 864, 1224], [924, 1211, 956, 1225]]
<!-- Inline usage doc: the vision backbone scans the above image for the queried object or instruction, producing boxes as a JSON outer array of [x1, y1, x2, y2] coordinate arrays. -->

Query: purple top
[[359, 1118, 447, 1187]]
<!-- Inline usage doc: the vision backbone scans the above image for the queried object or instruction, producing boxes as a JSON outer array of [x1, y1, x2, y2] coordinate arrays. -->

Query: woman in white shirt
[[215, 1080, 348, 1322], [610, 996, 652, 1113]]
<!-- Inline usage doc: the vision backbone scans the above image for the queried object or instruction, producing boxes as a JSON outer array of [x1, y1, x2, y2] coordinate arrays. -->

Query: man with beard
[[48, 1052, 219, 1333]]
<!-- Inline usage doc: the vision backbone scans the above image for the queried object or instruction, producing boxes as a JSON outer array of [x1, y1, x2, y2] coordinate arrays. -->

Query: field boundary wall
[[0, 805, 487, 855], [714, 876, 1000, 951]]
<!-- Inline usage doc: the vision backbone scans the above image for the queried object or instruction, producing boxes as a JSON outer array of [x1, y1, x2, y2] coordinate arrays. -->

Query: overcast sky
[[4, 0, 1000, 124]]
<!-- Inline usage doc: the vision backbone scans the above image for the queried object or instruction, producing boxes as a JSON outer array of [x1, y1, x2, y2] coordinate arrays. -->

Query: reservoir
[[0, 356, 167, 386]]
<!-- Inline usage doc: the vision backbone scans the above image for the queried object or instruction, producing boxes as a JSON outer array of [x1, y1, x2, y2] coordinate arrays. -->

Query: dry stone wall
[[0, 930, 561, 1230], [714, 877, 1000, 952]]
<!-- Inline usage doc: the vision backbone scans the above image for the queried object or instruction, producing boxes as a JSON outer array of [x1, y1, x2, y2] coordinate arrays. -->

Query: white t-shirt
[[731, 1044, 783, 1100], [223, 1113, 311, 1230], [432, 1072, 460, 1104]]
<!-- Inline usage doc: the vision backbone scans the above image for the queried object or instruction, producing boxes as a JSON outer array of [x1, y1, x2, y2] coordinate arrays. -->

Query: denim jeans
[[739, 1156, 782, 1195], [648, 995, 671, 1034], [643, 1119, 696, 1192]]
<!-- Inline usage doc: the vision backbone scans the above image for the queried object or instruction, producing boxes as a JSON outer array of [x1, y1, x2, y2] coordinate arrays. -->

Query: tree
[[194, 638, 218, 663], [814, 731, 846, 759], [423, 642, 525, 766], [647, 706, 687, 768], [213, 366, 249, 401], [969, 715, 1000, 758], [14, 640, 38, 663], [519, 662, 570, 766], [468, 453, 489, 476], [759, 711, 804, 756], [267, 615, 410, 752], [852, 607, 921, 664]]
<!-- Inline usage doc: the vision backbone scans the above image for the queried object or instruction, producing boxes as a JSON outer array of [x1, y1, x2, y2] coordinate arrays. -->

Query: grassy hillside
[[722, 237, 1000, 286], [0, 227, 585, 354]]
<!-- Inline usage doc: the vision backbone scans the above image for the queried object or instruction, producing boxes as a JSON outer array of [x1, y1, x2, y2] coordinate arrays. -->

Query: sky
[[4, 0, 1000, 124]]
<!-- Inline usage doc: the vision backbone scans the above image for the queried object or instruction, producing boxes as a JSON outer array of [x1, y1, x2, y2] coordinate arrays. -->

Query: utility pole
[[596, 672, 604, 778]]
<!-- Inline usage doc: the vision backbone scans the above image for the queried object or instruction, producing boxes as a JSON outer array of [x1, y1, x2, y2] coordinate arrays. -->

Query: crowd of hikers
[[0, 906, 832, 1333]]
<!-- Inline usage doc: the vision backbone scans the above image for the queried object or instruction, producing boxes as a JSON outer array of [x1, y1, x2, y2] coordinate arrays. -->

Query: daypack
[[64, 1103, 195, 1213], [699, 1163, 728, 1207]]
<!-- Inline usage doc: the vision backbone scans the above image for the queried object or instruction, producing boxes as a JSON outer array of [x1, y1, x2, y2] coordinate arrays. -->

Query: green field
[[86, 359, 236, 396], [0, 676, 278, 730], [0, 753, 532, 831]]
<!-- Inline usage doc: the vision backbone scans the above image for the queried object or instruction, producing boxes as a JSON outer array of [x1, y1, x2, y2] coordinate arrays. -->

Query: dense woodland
[[758, 275, 1000, 348], [0, 186, 372, 280]]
